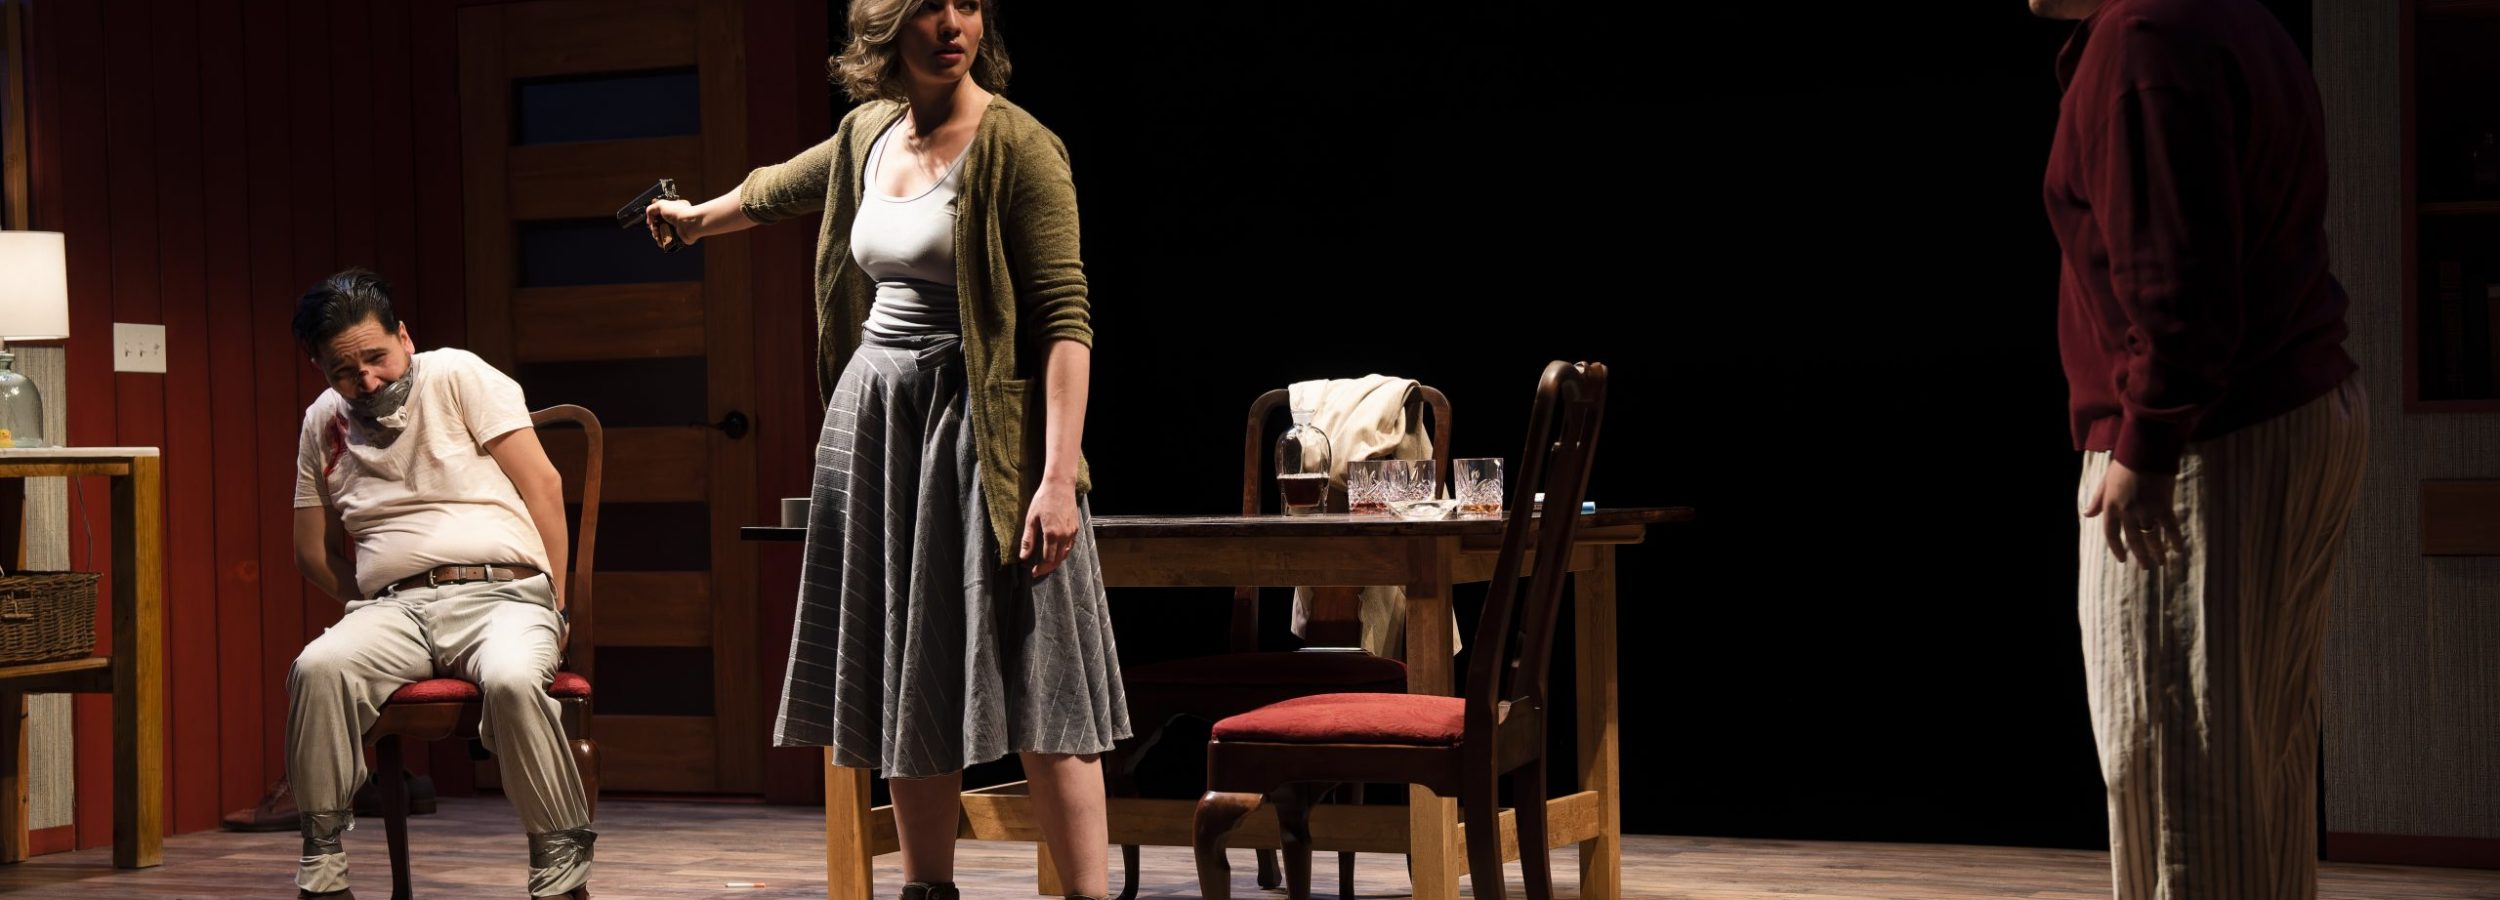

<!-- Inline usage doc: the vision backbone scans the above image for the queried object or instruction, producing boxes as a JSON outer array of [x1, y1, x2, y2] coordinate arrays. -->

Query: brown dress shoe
[[530, 887, 589, 899], [297, 889, 354, 899], [222, 780, 299, 832]]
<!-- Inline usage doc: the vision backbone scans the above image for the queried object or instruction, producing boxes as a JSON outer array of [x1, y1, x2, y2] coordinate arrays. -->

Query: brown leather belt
[[385, 564, 543, 594]]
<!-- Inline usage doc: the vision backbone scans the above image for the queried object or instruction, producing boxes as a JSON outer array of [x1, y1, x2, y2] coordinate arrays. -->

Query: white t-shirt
[[293, 348, 552, 599]]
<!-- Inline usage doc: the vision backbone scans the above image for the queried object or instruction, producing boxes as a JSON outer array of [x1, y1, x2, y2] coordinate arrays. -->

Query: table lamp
[[0, 231, 71, 448]]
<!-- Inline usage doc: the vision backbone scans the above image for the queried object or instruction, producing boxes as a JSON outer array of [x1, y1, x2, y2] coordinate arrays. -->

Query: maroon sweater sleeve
[[2087, 21, 2244, 474]]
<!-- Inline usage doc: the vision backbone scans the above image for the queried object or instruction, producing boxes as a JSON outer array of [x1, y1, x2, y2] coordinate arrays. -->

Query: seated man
[[286, 269, 593, 900]]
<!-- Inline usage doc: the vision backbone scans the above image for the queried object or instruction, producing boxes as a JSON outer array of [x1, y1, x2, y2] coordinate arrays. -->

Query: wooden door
[[459, 0, 759, 793]]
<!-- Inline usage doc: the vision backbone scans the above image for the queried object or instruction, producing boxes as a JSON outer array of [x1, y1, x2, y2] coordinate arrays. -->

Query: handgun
[[617, 178, 686, 252]]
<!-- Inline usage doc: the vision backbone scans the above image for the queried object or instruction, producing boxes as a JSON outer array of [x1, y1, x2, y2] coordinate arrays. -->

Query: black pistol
[[617, 178, 685, 252]]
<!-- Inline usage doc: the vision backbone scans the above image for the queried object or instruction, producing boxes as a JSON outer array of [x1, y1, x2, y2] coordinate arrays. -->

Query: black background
[[859, 0, 2314, 849]]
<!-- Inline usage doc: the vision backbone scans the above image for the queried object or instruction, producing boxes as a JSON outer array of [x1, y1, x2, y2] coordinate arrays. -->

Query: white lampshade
[[0, 232, 70, 341]]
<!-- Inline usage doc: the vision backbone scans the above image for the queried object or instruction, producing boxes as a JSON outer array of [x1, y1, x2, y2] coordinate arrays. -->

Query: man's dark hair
[[291, 268, 401, 356]]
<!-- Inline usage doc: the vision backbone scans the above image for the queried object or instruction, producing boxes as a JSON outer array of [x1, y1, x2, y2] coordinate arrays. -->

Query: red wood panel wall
[[24, 0, 471, 848], [22, 0, 823, 849], [744, 0, 832, 806]]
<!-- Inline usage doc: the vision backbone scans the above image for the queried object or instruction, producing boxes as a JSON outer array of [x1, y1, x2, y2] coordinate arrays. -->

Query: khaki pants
[[2078, 378, 2367, 900], [287, 574, 592, 896]]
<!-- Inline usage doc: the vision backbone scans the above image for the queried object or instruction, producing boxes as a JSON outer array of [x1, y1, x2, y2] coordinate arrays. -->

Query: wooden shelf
[[2425, 0, 2500, 18], [2422, 200, 2500, 216], [0, 657, 106, 682], [0, 656, 112, 692]]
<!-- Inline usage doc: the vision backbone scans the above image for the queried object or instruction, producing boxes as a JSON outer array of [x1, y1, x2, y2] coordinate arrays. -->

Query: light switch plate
[[113, 323, 167, 374]]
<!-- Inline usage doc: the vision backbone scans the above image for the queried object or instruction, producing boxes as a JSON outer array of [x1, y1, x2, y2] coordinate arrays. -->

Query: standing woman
[[646, 2, 1127, 898]]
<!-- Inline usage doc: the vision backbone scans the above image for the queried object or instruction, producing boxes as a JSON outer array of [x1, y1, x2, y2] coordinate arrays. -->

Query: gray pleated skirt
[[773, 333, 1130, 778]]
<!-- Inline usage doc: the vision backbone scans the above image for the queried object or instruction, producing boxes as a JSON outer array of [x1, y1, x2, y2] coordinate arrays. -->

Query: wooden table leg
[[1574, 547, 1620, 900], [0, 477, 23, 864], [0, 477, 25, 568], [110, 457, 162, 869], [1036, 838, 1062, 896], [826, 750, 872, 900], [0, 689, 23, 864], [1406, 537, 1460, 900]]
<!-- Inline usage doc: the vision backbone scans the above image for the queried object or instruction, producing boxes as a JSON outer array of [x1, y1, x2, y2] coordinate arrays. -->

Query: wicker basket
[[0, 572, 99, 665]]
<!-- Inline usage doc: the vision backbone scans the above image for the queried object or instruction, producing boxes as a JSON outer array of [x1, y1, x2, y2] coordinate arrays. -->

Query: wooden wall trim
[[2327, 831, 2500, 869]]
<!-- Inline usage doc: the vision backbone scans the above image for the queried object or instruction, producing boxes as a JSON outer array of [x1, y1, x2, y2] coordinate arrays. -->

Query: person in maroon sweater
[[2035, 0, 2367, 896]]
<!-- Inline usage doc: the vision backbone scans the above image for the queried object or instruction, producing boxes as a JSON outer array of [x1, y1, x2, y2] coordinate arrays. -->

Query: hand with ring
[[2084, 457, 2184, 568]]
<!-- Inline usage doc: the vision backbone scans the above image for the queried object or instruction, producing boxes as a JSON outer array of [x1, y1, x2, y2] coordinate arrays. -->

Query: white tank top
[[852, 119, 967, 339]]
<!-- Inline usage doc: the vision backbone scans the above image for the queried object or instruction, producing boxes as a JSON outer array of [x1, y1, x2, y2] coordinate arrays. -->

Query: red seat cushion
[[385, 672, 591, 704], [1125, 651, 1406, 689], [1211, 693, 1463, 746], [547, 671, 591, 698]]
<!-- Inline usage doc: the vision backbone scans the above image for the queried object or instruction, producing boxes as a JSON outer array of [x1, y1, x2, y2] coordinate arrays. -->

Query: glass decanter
[[1274, 407, 1330, 516]]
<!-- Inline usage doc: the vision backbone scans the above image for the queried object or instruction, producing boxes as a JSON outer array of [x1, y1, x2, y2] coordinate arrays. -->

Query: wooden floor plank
[[0, 797, 2491, 898]]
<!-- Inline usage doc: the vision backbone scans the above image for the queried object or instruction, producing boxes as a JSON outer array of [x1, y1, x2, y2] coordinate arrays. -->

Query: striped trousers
[[2078, 377, 2366, 900]]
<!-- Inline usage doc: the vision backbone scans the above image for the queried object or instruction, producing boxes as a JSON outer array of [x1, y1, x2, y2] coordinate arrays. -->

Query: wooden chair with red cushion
[[1191, 361, 1607, 900], [362, 404, 601, 900], [1107, 385, 1450, 899]]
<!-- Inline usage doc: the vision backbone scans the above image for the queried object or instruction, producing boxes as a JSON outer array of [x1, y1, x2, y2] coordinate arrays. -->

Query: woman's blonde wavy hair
[[831, 0, 1011, 103]]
